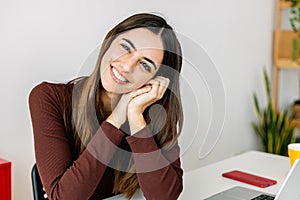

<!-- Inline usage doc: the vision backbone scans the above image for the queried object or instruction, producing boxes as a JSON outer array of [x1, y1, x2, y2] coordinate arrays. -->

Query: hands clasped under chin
[[106, 76, 170, 135]]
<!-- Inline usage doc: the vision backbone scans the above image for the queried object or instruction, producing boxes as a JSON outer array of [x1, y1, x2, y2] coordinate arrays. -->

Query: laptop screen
[[275, 158, 300, 200]]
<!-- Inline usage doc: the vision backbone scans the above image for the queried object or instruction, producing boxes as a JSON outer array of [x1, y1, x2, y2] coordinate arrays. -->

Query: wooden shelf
[[274, 30, 300, 68], [276, 58, 300, 69], [273, 0, 300, 109], [280, 0, 300, 8], [276, 30, 299, 58], [292, 119, 300, 129], [280, 1, 292, 8]]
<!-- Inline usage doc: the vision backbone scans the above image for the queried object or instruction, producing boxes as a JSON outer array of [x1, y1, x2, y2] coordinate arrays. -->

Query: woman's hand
[[106, 76, 169, 134], [127, 76, 170, 134], [106, 85, 152, 129]]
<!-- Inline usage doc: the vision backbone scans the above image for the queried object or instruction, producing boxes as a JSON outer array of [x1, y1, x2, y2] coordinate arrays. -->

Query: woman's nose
[[119, 55, 138, 73]]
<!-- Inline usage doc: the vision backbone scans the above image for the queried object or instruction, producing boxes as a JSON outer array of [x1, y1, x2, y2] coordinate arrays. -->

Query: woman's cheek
[[109, 48, 125, 61]]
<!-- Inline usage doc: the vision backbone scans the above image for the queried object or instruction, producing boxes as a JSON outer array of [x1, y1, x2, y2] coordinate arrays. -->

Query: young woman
[[29, 13, 183, 200]]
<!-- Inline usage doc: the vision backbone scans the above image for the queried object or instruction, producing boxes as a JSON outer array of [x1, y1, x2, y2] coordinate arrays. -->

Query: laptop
[[204, 158, 300, 200]]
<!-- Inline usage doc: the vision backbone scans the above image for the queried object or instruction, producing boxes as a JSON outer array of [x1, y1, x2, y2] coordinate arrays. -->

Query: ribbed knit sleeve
[[29, 82, 125, 200], [126, 126, 183, 200]]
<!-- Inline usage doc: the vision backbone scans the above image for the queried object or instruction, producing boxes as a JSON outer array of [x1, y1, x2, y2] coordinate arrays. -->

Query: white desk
[[179, 150, 290, 199], [106, 151, 290, 200]]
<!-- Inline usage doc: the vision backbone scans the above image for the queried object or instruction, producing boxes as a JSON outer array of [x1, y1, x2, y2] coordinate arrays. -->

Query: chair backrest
[[31, 164, 48, 200]]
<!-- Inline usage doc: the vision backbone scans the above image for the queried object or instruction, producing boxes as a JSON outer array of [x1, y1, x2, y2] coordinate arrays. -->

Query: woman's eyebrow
[[143, 57, 157, 70], [122, 38, 137, 51], [122, 38, 157, 70]]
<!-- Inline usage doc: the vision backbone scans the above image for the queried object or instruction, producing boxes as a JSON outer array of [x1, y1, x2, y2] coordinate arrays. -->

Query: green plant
[[252, 68, 296, 156], [286, 0, 300, 60]]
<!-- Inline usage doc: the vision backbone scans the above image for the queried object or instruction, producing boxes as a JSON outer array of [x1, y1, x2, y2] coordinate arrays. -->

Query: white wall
[[0, 0, 278, 199]]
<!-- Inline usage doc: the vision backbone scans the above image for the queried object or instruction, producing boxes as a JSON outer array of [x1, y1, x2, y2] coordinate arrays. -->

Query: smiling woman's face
[[100, 28, 164, 94]]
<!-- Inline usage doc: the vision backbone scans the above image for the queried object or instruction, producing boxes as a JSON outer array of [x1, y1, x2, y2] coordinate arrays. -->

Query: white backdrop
[[0, 0, 288, 199]]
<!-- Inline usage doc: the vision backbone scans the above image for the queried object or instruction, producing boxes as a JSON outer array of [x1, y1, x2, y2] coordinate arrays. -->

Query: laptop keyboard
[[251, 194, 275, 200]]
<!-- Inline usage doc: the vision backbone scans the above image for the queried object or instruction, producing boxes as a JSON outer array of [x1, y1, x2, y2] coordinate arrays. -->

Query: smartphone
[[222, 170, 277, 188]]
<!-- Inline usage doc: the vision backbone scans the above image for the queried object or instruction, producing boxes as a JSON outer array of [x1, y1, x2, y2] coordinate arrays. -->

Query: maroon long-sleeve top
[[29, 82, 183, 200]]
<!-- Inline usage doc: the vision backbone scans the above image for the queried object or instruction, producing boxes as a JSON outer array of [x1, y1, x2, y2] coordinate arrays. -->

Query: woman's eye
[[140, 62, 151, 72], [120, 44, 131, 53]]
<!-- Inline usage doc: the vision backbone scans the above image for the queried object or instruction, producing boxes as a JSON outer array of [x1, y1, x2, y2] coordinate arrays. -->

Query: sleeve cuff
[[101, 121, 125, 144], [85, 121, 125, 165], [126, 126, 160, 153]]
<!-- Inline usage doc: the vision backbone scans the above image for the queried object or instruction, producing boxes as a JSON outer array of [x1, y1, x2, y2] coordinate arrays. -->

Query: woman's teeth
[[112, 67, 128, 82]]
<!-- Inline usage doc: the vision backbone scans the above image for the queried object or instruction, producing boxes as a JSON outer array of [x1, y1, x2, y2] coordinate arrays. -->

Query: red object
[[222, 170, 277, 188], [0, 158, 11, 200]]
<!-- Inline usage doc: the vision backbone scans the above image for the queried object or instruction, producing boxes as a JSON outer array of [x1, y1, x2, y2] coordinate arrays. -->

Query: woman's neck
[[100, 89, 121, 114]]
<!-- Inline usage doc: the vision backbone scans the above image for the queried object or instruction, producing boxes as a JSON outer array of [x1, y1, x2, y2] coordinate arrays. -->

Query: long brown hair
[[63, 13, 183, 199]]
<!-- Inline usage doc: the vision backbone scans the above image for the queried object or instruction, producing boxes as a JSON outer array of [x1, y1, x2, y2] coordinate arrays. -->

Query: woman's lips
[[110, 66, 129, 84]]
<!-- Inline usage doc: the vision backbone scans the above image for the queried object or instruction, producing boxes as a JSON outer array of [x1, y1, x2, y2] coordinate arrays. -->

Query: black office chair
[[31, 164, 48, 200]]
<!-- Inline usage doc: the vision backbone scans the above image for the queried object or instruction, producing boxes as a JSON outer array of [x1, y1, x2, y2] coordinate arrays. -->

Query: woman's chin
[[102, 85, 130, 94], [101, 80, 138, 94]]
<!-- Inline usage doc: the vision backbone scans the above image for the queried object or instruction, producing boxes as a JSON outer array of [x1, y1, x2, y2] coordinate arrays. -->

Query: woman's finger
[[130, 85, 152, 99], [150, 77, 169, 99]]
